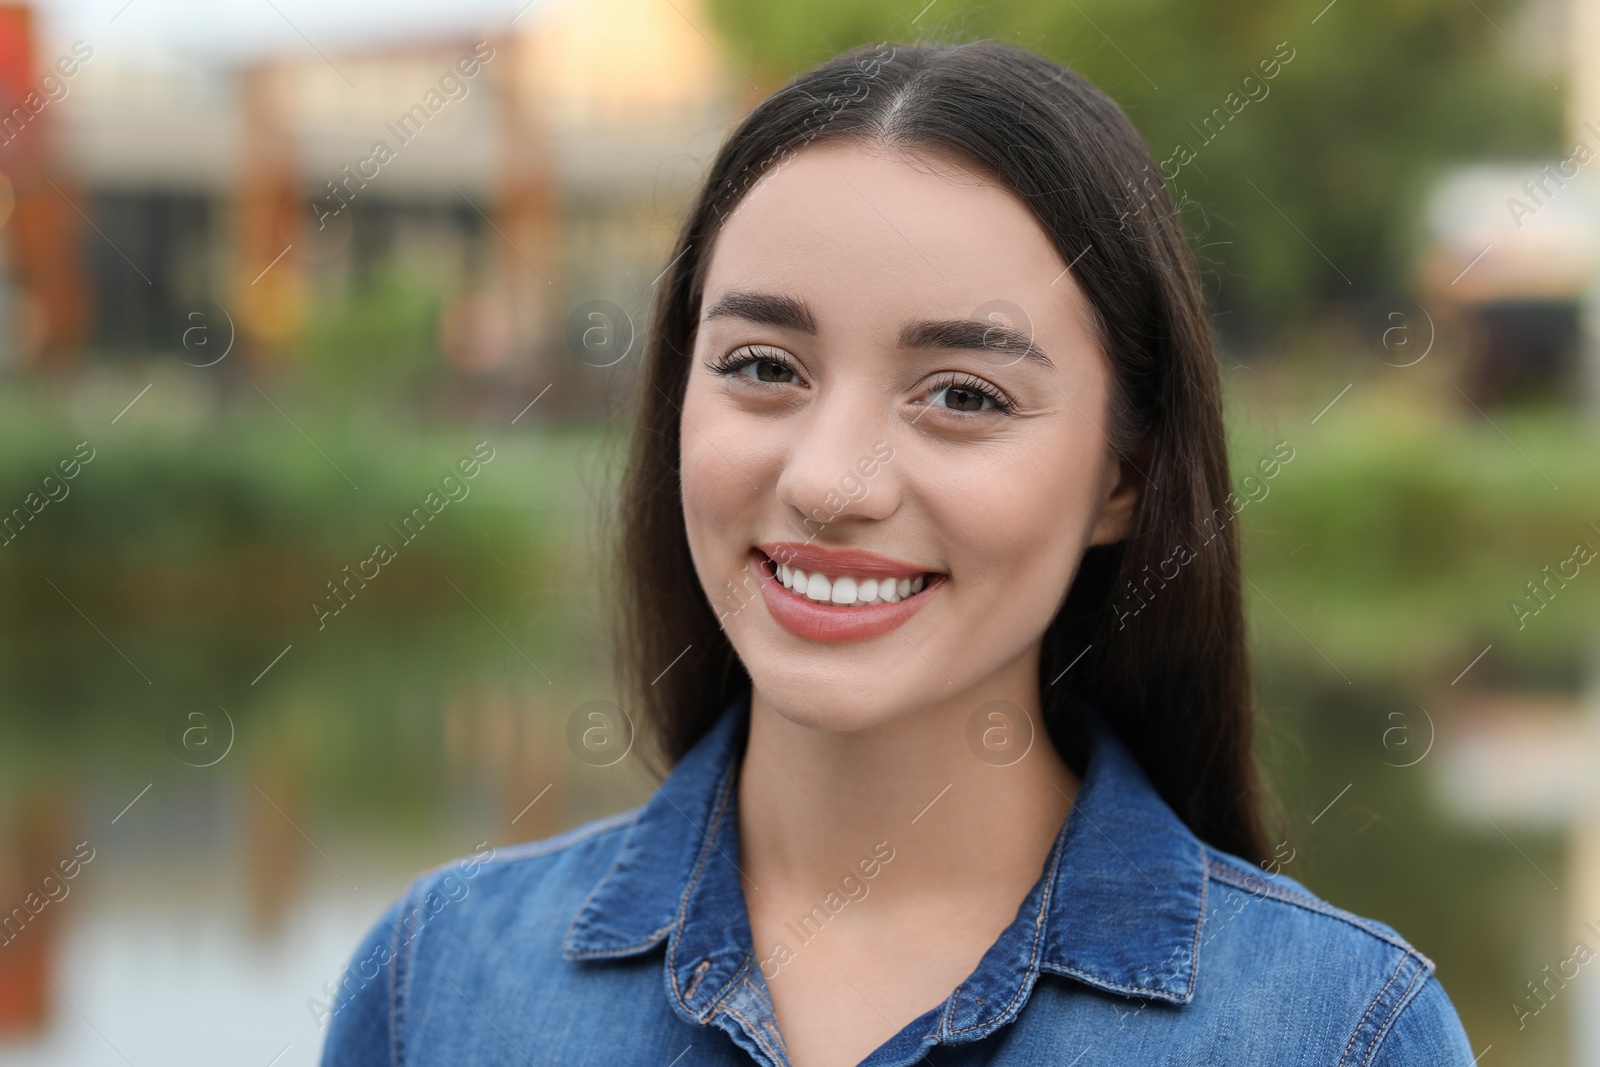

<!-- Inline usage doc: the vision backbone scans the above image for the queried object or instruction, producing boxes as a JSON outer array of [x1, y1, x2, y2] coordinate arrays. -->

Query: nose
[[774, 392, 899, 538]]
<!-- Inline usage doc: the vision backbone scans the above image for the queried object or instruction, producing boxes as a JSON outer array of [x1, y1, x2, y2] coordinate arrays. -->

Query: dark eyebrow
[[701, 291, 1053, 370], [898, 318, 1054, 370], [702, 290, 819, 334]]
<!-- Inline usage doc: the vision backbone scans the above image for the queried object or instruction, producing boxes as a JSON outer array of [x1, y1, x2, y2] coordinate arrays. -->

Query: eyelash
[[705, 346, 1018, 415], [930, 372, 1017, 415], [706, 345, 795, 380]]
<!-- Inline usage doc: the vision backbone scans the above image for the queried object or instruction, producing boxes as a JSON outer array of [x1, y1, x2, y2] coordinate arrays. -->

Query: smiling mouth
[[755, 550, 941, 607]]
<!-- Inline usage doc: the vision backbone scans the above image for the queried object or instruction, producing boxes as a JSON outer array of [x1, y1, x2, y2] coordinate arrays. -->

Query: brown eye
[[735, 357, 798, 384], [920, 373, 1014, 415], [930, 384, 996, 412], [751, 360, 794, 383], [940, 386, 987, 411]]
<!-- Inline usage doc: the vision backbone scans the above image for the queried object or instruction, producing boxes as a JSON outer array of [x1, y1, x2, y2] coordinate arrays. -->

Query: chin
[[744, 663, 928, 735], [729, 608, 975, 737]]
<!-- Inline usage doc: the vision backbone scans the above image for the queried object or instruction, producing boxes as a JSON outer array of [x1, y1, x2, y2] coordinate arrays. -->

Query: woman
[[321, 41, 1475, 1066]]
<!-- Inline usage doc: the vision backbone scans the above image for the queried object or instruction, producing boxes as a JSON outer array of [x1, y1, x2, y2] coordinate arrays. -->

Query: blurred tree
[[705, 0, 1562, 340], [300, 263, 444, 399]]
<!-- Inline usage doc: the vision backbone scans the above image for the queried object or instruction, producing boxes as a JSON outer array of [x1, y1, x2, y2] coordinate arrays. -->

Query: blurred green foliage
[[0, 392, 623, 806], [1232, 389, 1599, 686], [706, 0, 1563, 330], [299, 264, 446, 398]]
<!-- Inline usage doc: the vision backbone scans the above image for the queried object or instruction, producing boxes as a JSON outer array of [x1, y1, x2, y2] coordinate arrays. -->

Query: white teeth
[[767, 554, 933, 605]]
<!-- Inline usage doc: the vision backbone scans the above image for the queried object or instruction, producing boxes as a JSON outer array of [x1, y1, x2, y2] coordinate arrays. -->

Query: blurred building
[[0, 0, 738, 407], [1418, 163, 1600, 405], [1416, 0, 1600, 412]]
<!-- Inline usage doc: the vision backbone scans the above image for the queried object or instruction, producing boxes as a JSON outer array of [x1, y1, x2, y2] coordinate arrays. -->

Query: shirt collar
[[563, 688, 1209, 1034]]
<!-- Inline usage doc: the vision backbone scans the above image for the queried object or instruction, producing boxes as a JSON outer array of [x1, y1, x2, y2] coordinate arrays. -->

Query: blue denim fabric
[[320, 689, 1477, 1066]]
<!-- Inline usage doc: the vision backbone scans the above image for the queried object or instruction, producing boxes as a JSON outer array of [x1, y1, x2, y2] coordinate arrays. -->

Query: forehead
[[702, 140, 1092, 337]]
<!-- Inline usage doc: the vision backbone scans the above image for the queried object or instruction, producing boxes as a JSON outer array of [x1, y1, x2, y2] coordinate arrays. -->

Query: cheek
[[921, 428, 1105, 627]]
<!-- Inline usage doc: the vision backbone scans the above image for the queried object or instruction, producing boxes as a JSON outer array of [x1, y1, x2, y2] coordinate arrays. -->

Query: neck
[[736, 650, 1079, 913]]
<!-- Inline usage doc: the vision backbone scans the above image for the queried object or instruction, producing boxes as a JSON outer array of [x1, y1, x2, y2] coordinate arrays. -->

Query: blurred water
[[0, 687, 1578, 1065], [0, 868, 405, 1067]]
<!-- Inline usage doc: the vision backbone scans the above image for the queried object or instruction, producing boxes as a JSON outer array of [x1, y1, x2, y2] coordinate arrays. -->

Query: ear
[[1086, 443, 1145, 547]]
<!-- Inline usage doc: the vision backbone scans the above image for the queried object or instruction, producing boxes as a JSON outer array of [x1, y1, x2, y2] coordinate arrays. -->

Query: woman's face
[[679, 140, 1137, 732]]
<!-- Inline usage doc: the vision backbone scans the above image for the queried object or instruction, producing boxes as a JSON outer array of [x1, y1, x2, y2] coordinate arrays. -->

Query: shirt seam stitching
[[565, 920, 679, 959], [707, 955, 787, 1066], [945, 815, 1068, 1036], [666, 761, 740, 1016], [392, 877, 426, 1067], [1185, 839, 1209, 999], [388, 890, 404, 1067], [1031, 840, 1208, 1005], [1337, 949, 1414, 1067], [747, 972, 790, 1061], [720, 1000, 787, 1067], [1043, 964, 1190, 999], [560, 810, 663, 957], [1357, 957, 1430, 1067], [1205, 858, 1422, 957]]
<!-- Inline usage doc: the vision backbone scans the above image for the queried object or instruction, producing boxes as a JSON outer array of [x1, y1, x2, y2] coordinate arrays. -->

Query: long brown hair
[[614, 40, 1270, 863]]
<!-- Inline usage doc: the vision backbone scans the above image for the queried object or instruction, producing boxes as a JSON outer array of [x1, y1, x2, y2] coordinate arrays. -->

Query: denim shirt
[[320, 690, 1477, 1066]]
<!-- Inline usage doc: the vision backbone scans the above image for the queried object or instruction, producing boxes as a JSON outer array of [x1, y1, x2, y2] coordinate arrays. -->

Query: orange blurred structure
[[0, 792, 74, 1037], [0, 3, 88, 370], [234, 65, 305, 372], [0, 0, 735, 402]]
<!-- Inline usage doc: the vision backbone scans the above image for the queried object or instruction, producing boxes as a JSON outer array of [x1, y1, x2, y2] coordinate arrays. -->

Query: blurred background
[[0, 0, 1595, 1063]]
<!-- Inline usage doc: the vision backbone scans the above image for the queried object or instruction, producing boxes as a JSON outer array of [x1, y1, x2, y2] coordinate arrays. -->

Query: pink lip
[[757, 542, 937, 579], [750, 548, 944, 644]]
